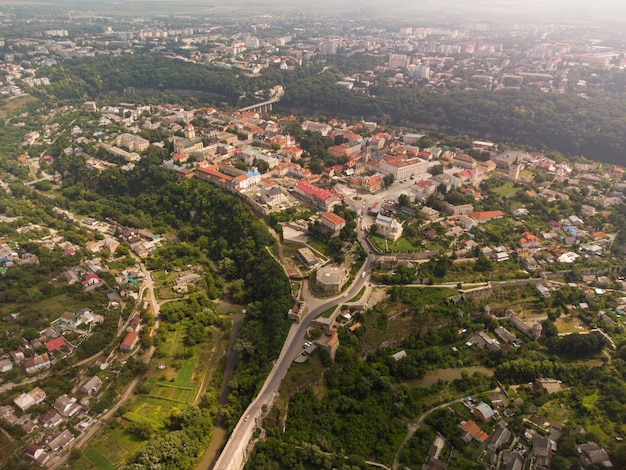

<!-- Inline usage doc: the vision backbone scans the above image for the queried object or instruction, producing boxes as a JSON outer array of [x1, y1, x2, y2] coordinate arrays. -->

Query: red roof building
[[320, 212, 346, 232], [470, 210, 506, 223], [45, 337, 66, 353], [120, 332, 139, 351]]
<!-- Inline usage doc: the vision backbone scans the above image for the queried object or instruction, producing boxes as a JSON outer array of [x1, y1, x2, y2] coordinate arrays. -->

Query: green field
[[368, 234, 421, 253], [83, 446, 116, 470], [493, 181, 521, 197], [81, 427, 147, 469], [174, 358, 197, 386]]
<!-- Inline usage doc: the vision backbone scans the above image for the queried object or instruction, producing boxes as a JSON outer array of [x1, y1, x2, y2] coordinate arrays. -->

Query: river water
[[406, 365, 493, 388]]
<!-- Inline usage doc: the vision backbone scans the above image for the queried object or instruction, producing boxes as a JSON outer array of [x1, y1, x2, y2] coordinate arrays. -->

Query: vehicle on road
[[361, 271, 366, 278], [244, 414, 249, 422]]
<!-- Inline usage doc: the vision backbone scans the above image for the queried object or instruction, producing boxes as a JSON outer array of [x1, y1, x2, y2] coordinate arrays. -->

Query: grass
[[83, 446, 116, 470], [347, 286, 366, 302], [554, 315, 589, 335], [582, 392, 599, 411], [174, 358, 197, 386], [87, 427, 147, 469], [368, 234, 421, 253], [493, 181, 521, 197], [319, 305, 337, 319], [0, 94, 38, 118], [307, 239, 332, 257]]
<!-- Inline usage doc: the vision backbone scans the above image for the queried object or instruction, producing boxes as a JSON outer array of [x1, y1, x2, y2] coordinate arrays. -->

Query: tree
[[383, 173, 395, 187]]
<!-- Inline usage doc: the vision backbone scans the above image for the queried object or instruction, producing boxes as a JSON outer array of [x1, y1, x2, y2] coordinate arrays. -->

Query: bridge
[[238, 97, 280, 114]]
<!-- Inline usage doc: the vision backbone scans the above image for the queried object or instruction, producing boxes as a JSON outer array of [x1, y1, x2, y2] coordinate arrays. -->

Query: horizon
[[1, 0, 626, 25]]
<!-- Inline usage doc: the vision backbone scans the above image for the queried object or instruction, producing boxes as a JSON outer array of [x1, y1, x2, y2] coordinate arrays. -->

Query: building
[[461, 420, 489, 443], [470, 210, 505, 223], [53, 394, 81, 417], [24, 353, 51, 374], [120, 331, 139, 351], [47, 429, 75, 452], [296, 247, 319, 269], [577, 442, 613, 468], [375, 214, 403, 241], [474, 401, 496, 422], [293, 181, 340, 211], [115, 133, 149, 152], [80, 375, 103, 395], [320, 212, 346, 233], [14, 387, 47, 411], [316, 264, 348, 293], [378, 155, 429, 180], [25, 444, 49, 466]]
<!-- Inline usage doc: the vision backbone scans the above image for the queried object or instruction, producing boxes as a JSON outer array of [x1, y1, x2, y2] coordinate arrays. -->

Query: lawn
[[493, 181, 521, 197], [368, 234, 421, 253], [86, 427, 147, 469], [348, 286, 366, 302], [555, 315, 589, 335], [83, 446, 116, 470], [0, 94, 38, 118], [174, 357, 197, 386]]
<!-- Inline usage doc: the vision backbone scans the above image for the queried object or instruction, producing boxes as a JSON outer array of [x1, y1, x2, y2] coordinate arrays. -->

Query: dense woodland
[[30, 52, 626, 164]]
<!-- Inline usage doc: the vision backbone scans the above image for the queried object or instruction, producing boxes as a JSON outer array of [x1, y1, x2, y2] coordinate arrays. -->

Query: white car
[[303, 341, 311, 348]]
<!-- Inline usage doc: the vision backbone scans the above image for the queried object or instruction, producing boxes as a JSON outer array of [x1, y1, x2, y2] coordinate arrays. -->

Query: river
[[406, 365, 493, 388]]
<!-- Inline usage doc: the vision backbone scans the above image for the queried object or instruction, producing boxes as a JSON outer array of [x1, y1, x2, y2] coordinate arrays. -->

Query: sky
[[3, 0, 626, 25]]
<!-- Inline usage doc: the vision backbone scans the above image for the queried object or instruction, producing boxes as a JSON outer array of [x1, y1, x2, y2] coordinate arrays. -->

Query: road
[[212, 195, 375, 469], [49, 262, 161, 470]]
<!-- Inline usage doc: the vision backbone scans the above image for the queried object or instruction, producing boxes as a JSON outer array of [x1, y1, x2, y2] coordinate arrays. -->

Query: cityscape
[[0, 3, 626, 470]]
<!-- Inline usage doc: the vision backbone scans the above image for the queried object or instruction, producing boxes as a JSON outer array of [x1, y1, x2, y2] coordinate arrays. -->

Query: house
[[24, 353, 51, 374], [80, 375, 103, 395], [487, 424, 511, 453], [14, 387, 47, 411], [53, 394, 81, 417], [45, 336, 66, 353], [0, 358, 13, 373], [501, 451, 525, 470], [535, 378, 563, 394], [47, 429, 75, 452], [126, 314, 141, 332], [519, 231, 540, 248], [532, 436, 557, 470], [470, 210, 505, 223], [391, 350, 407, 361], [25, 444, 49, 466], [578, 442, 613, 468], [120, 331, 139, 351], [461, 420, 489, 443], [39, 409, 63, 428], [320, 212, 346, 233], [420, 206, 440, 221], [474, 401, 496, 422], [494, 326, 517, 345]]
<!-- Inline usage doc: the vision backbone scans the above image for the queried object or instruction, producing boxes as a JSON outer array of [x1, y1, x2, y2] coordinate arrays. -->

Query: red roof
[[294, 181, 334, 201], [120, 331, 138, 349], [461, 420, 489, 443], [45, 337, 66, 352], [321, 212, 346, 225], [470, 210, 505, 221]]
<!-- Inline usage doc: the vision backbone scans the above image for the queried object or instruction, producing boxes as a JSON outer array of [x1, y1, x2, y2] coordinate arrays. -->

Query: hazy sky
[[3, 0, 626, 25]]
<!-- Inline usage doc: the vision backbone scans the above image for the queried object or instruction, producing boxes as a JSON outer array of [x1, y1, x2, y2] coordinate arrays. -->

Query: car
[[303, 341, 311, 348], [244, 414, 250, 422], [361, 271, 366, 278]]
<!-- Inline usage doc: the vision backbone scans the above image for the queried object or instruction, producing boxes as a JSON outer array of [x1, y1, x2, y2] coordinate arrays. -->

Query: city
[[0, 4, 626, 470]]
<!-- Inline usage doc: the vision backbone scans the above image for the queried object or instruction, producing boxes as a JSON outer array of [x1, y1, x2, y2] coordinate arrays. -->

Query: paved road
[[213, 243, 373, 468], [212, 186, 384, 469]]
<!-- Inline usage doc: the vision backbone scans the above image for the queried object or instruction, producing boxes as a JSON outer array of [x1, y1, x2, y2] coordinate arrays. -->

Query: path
[[392, 397, 465, 470]]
